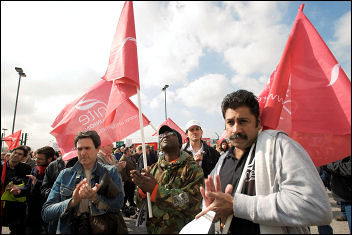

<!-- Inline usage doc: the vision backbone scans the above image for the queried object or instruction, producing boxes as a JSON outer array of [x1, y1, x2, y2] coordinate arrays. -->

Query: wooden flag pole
[[137, 88, 153, 218]]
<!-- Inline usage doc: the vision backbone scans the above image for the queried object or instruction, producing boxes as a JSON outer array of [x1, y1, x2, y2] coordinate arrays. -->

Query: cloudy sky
[[1, 1, 351, 150]]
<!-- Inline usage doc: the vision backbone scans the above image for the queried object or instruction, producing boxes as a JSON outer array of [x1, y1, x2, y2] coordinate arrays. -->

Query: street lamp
[[161, 85, 169, 120], [12, 67, 26, 134], [1, 128, 8, 152]]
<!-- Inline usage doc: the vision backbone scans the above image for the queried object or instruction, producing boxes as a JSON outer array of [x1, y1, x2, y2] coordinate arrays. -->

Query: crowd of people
[[0, 89, 350, 234]]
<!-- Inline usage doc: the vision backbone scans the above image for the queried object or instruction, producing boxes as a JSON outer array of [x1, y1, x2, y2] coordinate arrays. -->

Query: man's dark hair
[[74, 130, 101, 149], [13, 145, 28, 157], [23, 145, 31, 152], [221, 90, 260, 126], [36, 146, 56, 160], [123, 147, 130, 154]]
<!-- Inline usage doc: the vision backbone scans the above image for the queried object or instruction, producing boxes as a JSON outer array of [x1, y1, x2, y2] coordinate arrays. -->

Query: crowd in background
[[0, 136, 350, 234]]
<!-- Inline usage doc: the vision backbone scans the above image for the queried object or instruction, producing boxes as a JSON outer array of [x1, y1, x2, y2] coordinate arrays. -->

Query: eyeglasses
[[159, 131, 176, 139]]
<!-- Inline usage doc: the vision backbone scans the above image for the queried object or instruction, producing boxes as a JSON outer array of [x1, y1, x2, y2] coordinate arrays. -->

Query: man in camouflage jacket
[[131, 125, 204, 234]]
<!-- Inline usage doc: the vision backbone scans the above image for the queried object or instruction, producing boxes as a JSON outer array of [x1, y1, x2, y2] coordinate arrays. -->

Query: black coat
[[136, 152, 158, 172], [40, 156, 78, 199], [324, 156, 351, 203], [182, 140, 220, 178], [1, 161, 32, 227]]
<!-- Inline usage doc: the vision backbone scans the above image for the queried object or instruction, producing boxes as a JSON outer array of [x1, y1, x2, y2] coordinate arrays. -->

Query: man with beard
[[18, 146, 55, 234], [1, 146, 32, 234], [131, 125, 204, 234], [196, 90, 332, 234]]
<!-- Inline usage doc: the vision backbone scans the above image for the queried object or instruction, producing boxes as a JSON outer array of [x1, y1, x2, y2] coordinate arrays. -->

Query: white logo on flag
[[75, 99, 108, 131], [328, 64, 340, 87], [75, 99, 107, 111]]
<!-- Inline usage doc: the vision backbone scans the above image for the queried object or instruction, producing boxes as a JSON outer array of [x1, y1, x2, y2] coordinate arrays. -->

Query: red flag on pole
[[101, 1, 140, 126], [258, 4, 351, 166], [50, 79, 150, 158], [3, 129, 22, 150], [152, 118, 188, 143]]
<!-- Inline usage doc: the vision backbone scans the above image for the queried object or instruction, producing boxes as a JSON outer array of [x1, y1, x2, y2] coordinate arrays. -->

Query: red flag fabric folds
[[3, 130, 22, 150], [258, 4, 351, 166], [101, 1, 140, 126], [152, 118, 187, 143], [50, 79, 150, 157]]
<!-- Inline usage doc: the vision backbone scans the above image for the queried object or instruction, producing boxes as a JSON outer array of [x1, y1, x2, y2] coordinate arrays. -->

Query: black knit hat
[[158, 125, 183, 148]]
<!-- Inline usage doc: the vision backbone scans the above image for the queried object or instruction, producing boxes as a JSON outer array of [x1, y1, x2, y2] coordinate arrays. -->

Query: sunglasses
[[159, 131, 176, 139]]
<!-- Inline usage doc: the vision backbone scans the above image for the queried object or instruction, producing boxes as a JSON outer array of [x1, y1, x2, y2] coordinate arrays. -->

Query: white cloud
[[231, 74, 268, 96], [176, 74, 232, 114], [328, 11, 351, 78], [222, 2, 290, 76]]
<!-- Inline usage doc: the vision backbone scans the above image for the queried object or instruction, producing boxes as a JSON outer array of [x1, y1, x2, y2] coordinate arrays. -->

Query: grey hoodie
[[210, 130, 332, 234]]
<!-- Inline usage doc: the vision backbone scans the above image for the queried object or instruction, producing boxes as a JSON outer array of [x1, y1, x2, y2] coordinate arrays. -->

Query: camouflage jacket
[[137, 150, 204, 234]]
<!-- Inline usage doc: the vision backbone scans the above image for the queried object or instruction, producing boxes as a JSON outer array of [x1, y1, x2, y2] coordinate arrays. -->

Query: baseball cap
[[185, 120, 202, 132], [158, 125, 182, 148]]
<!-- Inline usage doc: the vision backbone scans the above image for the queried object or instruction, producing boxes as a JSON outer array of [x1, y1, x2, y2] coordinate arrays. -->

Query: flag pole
[[149, 123, 157, 132], [137, 87, 153, 218]]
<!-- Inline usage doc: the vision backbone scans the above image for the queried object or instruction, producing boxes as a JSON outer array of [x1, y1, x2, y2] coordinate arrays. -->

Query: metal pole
[[1, 133, 3, 152], [164, 88, 167, 120], [12, 74, 22, 134]]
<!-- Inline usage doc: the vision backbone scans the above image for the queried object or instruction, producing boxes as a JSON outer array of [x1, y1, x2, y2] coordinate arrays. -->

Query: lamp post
[[1, 128, 8, 152], [161, 85, 169, 120], [12, 67, 26, 134]]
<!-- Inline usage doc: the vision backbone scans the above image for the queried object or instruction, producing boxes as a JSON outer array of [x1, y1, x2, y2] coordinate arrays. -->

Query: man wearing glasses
[[131, 125, 204, 234], [1, 146, 32, 234]]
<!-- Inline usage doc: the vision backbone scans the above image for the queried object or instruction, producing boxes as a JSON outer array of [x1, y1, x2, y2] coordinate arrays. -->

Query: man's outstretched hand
[[130, 167, 157, 193], [196, 175, 234, 228]]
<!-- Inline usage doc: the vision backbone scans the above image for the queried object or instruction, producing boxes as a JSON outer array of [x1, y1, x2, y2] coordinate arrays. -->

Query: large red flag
[[3, 130, 22, 150], [101, 1, 140, 126], [50, 79, 150, 158], [152, 118, 188, 143], [258, 4, 351, 166]]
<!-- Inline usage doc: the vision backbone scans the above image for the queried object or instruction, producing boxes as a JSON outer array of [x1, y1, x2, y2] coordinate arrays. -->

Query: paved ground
[[1, 190, 349, 234]]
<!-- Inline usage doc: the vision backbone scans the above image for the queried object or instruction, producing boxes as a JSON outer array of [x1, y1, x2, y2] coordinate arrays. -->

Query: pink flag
[[217, 130, 228, 144], [152, 118, 188, 143], [3, 130, 22, 150], [50, 79, 150, 157], [101, 1, 140, 126], [258, 4, 351, 166]]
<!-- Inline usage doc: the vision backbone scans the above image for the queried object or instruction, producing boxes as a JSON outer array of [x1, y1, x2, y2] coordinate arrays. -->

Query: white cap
[[185, 120, 201, 132]]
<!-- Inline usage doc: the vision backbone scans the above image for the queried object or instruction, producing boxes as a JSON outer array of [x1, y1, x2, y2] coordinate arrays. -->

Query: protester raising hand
[[196, 174, 233, 229], [26, 174, 37, 186], [130, 166, 157, 193]]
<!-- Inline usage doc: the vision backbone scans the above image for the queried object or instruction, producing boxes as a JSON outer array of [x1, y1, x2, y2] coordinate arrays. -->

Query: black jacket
[[1, 161, 32, 187], [136, 152, 158, 172], [182, 140, 220, 178], [40, 156, 78, 199], [19, 166, 46, 225], [1, 161, 32, 226], [323, 156, 351, 203]]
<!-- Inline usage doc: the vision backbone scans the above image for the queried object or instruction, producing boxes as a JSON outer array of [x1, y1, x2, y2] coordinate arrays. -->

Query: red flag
[[217, 130, 228, 144], [102, 1, 140, 126], [3, 130, 22, 150], [50, 79, 150, 157], [258, 4, 351, 166], [152, 118, 188, 143]]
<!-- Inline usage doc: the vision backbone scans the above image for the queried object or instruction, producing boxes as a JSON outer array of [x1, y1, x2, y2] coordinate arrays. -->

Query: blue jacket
[[41, 160, 124, 234]]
